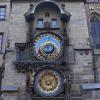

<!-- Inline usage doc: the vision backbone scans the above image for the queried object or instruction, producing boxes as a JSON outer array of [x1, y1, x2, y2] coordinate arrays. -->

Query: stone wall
[[1, 2, 29, 100], [9, 2, 30, 48], [1, 1, 94, 100], [82, 90, 100, 100], [64, 3, 94, 96], [0, 1, 10, 67], [85, 3, 100, 83]]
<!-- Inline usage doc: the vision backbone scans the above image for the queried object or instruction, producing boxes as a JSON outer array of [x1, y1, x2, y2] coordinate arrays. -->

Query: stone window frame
[[0, 5, 6, 20], [15, 43, 28, 62], [18, 48, 25, 62], [37, 18, 44, 28], [51, 18, 57, 27], [90, 13, 100, 49]]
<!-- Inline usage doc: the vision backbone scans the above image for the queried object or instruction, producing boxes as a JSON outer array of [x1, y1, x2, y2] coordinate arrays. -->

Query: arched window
[[90, 16, 100, 48]]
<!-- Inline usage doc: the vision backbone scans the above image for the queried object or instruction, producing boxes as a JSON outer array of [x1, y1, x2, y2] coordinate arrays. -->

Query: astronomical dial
[[33, 32, 63, 61], [34, 67, 64, 96]]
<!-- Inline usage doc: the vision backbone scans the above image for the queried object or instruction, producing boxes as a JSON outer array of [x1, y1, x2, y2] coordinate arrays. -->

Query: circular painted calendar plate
[[34, 67, 64, 96]]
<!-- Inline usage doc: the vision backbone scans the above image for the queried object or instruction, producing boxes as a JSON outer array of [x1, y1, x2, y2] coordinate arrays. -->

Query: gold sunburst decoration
[[38, 70, 60, 93], [39, 70, 59, 92]]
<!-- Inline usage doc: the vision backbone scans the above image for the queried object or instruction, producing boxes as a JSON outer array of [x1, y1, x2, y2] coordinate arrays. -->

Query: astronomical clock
[[16, 0, 71, 99]]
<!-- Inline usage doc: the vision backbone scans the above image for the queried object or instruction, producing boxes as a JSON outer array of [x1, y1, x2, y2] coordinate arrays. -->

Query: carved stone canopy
[[25, 0, 71, 22]]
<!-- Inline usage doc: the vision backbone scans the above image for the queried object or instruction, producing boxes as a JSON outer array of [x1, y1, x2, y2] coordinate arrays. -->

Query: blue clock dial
[[33, 32, 63, 61]]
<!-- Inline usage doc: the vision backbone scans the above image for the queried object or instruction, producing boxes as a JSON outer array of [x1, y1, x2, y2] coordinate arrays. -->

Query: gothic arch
[[90, 13, 100, 48], [90, 12, 100, 20]]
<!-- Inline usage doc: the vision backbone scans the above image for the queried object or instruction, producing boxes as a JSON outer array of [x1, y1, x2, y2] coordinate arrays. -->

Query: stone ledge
[[32, 96, 65, 100], [5, 48, 15, 52], [1, 86, 18, 93], [81, 83, 100, 90]]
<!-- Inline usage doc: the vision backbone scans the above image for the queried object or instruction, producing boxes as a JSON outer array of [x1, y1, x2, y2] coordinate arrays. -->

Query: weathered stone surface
[[0, 1, 100, 100]]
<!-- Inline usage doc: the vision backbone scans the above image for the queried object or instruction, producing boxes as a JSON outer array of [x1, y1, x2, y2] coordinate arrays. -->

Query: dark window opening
[[0, 33, 3, 51], [0, 6, 6, 20], [90, 16, 100, 48]]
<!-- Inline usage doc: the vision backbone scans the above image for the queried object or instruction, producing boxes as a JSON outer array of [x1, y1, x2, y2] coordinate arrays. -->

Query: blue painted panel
[[81, 83, 100, 90], [91, 17, 100, 48]]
